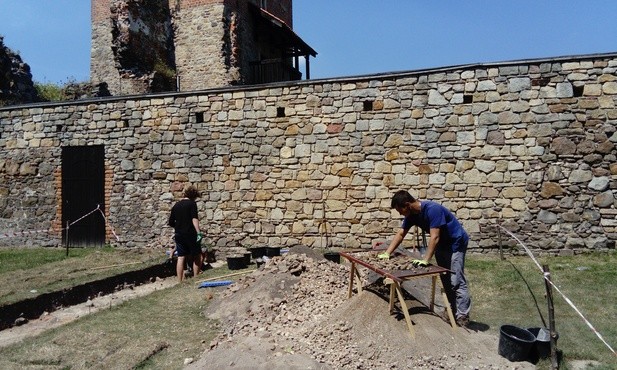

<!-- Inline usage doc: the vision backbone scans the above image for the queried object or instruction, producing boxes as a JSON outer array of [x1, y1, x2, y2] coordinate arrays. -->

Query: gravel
[[187, 249, 536, 369]]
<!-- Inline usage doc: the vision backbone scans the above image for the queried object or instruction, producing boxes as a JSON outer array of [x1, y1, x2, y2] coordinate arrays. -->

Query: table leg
[[394, 281, 416, 338], [354, 268, 363, 294], [437, 275, 456, 329], [385, 278, 415, 338], [430, 275, 437, 311], [348, 262, 356, 298], [386, 278, 396, 313]]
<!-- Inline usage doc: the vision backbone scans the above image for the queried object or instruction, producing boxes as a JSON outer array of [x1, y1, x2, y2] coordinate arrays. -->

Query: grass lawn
[[467, 252, 617, 369], [0, 247, 615, 369], [0, 247, 165, 306]]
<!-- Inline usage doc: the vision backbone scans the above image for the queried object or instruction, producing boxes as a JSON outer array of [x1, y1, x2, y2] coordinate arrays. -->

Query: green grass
[[0, 247, 615, 368], [467, 252, 617, 369], [0, 247, 165, 306], [34, 81, 67, 102], [0, 270, 229, 369], [0, 247, 105, 274]]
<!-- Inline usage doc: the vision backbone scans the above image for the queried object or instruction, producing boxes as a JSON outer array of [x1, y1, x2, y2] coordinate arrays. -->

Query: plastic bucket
[[266, 246, 281, 257], [226, 256, 247, 270], [527, 327, 556, 360], [249, 247, 266, 259], [323, 252, 340, 263], [243, 252, 252, 265], [498, 325, 536, 362]]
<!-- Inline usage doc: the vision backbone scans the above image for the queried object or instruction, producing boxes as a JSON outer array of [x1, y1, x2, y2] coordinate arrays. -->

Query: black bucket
[[243, 252, 252, 265], [249, 247, 266, 259], [498, 325, 536, 362], [266, 246, 281, 257], [227, 256, 247, 270], [323, 252, 340, 263], [527, 327, 556, 361]]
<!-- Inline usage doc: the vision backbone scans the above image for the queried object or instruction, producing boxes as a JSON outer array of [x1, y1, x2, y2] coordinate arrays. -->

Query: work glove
[[411, 259, 428, 267], [196, 232, 204, 243], [377, 252, 390, 260]]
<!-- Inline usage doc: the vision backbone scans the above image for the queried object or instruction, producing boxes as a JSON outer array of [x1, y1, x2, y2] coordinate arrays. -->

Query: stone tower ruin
[[91, 0, 316, 96]]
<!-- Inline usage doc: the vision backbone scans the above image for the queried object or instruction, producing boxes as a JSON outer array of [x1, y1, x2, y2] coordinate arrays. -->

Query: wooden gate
[[61, 145, 105, 247]]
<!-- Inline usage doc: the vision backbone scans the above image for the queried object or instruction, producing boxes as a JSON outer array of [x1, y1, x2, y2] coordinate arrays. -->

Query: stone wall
[[1, 53, 616, 254], [91, 0, 176, 95], [91, 0, 118, 92], [173, 1, 235, 91]]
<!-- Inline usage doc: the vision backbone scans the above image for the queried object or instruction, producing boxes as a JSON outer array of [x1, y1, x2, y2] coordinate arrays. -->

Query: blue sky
[[1, 1, 616, 84]]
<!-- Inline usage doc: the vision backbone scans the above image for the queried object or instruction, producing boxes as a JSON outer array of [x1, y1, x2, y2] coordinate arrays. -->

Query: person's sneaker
[[456, 315, 470, 327]]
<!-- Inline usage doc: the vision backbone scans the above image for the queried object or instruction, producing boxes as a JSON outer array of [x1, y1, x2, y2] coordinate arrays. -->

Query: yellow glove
[[412, 259, 428, 267], [377, 252, 390, 260]]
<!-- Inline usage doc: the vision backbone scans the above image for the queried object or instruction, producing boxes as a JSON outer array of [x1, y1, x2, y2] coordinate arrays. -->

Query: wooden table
[[339, 251, 456, 338]]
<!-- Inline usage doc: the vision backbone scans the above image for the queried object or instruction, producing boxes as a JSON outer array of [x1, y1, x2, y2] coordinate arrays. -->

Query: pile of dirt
[[188, 248, 535, 369]]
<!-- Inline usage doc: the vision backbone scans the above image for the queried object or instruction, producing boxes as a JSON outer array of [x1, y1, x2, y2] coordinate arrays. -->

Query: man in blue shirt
[[379, 190, 471, 327]]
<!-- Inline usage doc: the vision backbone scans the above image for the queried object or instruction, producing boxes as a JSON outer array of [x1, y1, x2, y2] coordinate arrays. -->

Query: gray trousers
[[435, 249, 471, 319]]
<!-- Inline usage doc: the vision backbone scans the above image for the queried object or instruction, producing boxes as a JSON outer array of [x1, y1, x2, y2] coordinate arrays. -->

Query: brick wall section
[[105, 165, 114, 241], [1, 54, 616, 254], [53, 168, 63, 236]]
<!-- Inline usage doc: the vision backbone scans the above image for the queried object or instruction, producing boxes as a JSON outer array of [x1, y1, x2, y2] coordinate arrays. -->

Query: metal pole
[[65, 221, 70, 257], [543, 265, 559, 370]]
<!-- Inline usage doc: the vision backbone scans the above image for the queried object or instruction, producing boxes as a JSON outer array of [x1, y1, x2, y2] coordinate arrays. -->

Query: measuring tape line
[[497, 224, 616, 356]]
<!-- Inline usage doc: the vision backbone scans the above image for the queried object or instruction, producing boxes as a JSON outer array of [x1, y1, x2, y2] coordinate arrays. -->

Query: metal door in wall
[[61, 145, 105, 247]]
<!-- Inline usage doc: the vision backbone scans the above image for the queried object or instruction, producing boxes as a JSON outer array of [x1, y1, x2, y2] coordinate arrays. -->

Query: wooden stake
[[195, 269, 254, 284], [497, 220, 504, 260], [91, 261, 144, 270], [543, 265, 559, 370], [65, 221, 70, 257]]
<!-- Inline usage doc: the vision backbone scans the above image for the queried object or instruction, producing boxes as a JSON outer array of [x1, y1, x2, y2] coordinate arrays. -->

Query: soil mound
[[188, 248, 535, 369]]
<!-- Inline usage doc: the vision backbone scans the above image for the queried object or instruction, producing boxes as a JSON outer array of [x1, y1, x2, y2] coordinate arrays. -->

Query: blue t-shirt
[[401, 200, 468, 252]]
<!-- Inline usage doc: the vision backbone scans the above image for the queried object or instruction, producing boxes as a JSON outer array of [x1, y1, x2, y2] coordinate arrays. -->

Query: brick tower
[[90, 0, 316, 95]]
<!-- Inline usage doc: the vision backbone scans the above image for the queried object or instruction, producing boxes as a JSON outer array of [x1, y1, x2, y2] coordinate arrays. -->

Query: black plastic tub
[[266, 246, 281, 257], [243, 252, 252, 265], [527, 327, 557, 361], [498, 325, 536, 362], [227, 256, 247, 270], [323, 251, 340, 263], [249, 247, 266, 259]]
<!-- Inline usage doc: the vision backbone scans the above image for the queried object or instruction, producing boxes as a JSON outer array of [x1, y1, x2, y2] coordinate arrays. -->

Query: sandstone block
[[540, 182, 564, 198]]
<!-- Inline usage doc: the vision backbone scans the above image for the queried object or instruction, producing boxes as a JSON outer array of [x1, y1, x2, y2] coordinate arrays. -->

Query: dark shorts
[[175, 234, 200, 257]]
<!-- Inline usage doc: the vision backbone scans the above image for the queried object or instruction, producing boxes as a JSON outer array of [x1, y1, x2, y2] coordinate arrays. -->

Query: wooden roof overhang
[[249, 3, 317, 78]]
